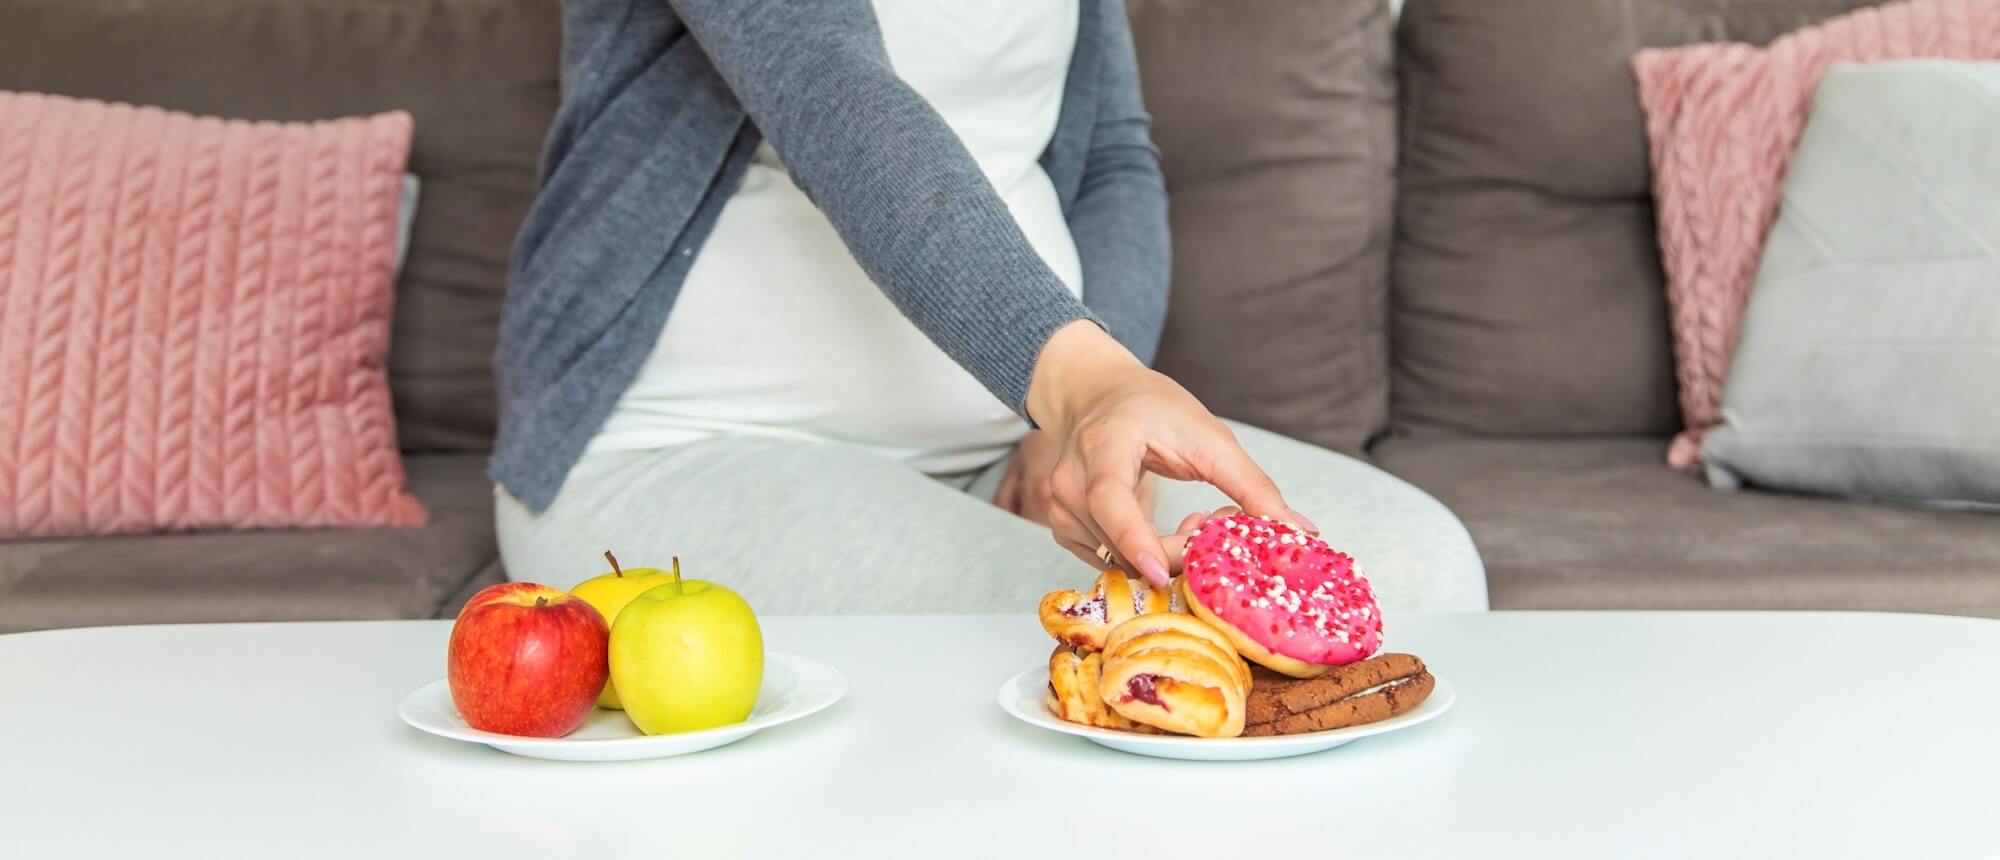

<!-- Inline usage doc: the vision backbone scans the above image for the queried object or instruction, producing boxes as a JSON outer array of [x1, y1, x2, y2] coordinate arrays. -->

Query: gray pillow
[[1702, 61, 2000, 509], [396, 173, 421, 274]]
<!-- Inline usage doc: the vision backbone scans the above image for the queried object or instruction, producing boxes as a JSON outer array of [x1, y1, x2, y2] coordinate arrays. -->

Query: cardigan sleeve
[[667, 0, 1100, 418], [1066, 0, 1172, 367]]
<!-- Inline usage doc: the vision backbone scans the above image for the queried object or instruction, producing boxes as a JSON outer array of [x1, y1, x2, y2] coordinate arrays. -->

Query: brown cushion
[[0, 0, 560, 452], [1131, 0, 1397, 454], [1390, 0, 1884, 438], [0, 454, 499, 633], [1371, 436, 2000, 618]]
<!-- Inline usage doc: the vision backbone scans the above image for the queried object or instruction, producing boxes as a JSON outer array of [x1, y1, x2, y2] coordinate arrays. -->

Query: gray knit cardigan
[[493, 0, 1169, 511]]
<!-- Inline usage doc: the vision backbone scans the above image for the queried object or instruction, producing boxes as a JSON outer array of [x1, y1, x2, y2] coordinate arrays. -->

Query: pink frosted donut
[[1180, 514, 1382, 677]]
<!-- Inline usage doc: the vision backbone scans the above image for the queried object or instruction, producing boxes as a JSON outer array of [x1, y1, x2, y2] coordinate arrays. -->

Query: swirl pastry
[[1096, 613, 1251, 738], [1044, 646, 1137, 731], [1038, 569, 1176, 652]]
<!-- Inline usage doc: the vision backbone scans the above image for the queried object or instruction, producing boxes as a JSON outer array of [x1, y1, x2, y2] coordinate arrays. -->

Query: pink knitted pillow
[[1634, 0, 2000, 469], [0, 93, 426, 538]]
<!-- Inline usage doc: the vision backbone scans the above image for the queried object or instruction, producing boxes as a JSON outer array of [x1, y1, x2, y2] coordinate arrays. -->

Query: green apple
[[568, 551, 679, 709], [609, 563, 764, 735]]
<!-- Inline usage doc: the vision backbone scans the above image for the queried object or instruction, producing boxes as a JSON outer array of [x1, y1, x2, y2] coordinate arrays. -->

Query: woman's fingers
[[1047, 504, 1109, 569], [1162, 530, 1196, 573], [1136, 473, 1158, 521], [1058, 537, 1104, 568], [1019, 473, 1053, 526], [1172, 504, 1244, 541], [1021, 324, 1316, 578], [1194, 427, 1316, 532], [1049, 450, 1154, 583], [1083, 455, 1169, 588], [1174, 510, 1206, 534], [994, 459, 1021, 516]]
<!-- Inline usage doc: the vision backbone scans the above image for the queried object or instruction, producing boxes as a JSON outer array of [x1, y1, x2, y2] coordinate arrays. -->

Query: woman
[[492, 0, 1486, 613]]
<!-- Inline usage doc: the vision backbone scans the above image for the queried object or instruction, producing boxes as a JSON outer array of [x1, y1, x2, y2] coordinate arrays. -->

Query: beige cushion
[[1131, 0, 1397, 454], [1371, 436, 2000, 618], [0, 455, 499, 633], [0, 0, 561, 452]]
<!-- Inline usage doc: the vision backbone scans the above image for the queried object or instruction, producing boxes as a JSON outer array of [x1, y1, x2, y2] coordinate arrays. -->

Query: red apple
[[447, 582, 609, 738]]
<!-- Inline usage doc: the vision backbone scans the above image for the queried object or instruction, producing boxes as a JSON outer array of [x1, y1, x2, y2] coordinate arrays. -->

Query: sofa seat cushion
[[0, 454, 498, 634], [1371, 437, 2000, 617]]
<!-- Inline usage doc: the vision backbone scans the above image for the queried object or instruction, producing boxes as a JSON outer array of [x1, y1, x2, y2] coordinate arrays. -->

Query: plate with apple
[[400, 554, 846, 762]]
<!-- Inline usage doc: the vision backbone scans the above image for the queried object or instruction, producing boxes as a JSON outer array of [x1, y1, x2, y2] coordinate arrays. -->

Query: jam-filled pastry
[[1045, 646, 1137, 730], [1038, 569, 1176, 652], [1096, 613, 1251, 738], [1180, 514, 1383, 679]]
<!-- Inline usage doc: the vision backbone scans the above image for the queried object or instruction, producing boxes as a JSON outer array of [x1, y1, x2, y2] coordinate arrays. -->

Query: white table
[[3, 612, 1997, 859]]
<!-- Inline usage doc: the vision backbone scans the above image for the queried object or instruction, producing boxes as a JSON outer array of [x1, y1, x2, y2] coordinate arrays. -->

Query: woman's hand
[[997, 430, 1155, 528], [994, 430, 1063, 526], [1025, 321, 1315, 587]]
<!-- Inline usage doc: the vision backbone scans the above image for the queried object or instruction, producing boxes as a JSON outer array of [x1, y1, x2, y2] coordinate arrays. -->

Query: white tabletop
[[3, 611, 1997, 859]]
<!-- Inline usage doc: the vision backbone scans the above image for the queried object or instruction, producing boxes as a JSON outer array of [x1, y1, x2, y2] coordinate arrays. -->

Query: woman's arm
[[675, 0, 1296, 583], [1062, 0, 1171, 366], [668, 0, 1092, 415]]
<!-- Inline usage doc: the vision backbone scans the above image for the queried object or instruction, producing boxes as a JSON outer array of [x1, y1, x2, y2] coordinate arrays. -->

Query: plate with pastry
[[1001, 514, 1455, 761]]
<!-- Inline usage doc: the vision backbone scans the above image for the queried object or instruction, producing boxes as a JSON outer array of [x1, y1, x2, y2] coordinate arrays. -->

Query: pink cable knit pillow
[[0, 93, 426, 538], [1634, 0, 2000, 470]]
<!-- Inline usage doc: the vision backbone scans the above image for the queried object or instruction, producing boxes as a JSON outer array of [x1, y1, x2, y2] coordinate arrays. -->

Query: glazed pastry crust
[[1095, 614, 1250, 738], [1046, 646, 1136, 731], [1039, 570, 1175, 653]]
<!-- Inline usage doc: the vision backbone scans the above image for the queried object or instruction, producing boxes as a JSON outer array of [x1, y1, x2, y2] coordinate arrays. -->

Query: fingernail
[[1286, 509, 1320, 534], [1136, 553, 1170, 587]]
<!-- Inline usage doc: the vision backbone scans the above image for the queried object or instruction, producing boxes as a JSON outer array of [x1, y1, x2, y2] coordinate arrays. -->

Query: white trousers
[[496, 421, 1488, 615]]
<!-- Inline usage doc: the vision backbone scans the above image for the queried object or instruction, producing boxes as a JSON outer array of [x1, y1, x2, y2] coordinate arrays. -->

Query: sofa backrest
[[1390, 0, 1882, 439], [4, 0, 1905, 458], [1131, 0, 1400, 456], [0, 0, 559, 453]]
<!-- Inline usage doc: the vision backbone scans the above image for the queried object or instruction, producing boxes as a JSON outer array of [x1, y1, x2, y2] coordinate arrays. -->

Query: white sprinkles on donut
[[1182, 514, 1383, 664]]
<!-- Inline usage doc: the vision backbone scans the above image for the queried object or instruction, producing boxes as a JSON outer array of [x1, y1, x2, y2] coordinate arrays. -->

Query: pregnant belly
[[642, 282, 1029, 464], [595, 163, 1075, 470]]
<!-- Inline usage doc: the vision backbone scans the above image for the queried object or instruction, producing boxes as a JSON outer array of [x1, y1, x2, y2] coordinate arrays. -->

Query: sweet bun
[[1095, 613, 1250, 738], [1038, 569, 1175, 652]]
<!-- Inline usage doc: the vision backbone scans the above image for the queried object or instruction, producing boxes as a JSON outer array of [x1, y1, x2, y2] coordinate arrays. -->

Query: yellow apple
[[609, 565, 763, 735], [569, 551, 679, 709]]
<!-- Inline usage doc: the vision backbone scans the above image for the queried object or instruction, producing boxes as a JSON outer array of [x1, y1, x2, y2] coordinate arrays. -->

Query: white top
[[586, 0, 1083, 473], [7, 611, 1999, 858]]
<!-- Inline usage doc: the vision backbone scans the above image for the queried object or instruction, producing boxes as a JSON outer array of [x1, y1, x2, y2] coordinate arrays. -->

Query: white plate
[[399, 653, 845, 762], [997, 665, 1454, 761]]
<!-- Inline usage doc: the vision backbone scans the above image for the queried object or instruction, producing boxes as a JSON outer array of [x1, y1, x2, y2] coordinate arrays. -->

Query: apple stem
[[605, 550, 623, 578], [671, 556, 682, 585], [534, 596, 548, 608]]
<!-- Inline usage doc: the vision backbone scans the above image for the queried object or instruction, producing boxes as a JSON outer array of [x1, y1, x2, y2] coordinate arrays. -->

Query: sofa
[[1, 0, 1994, 634]]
